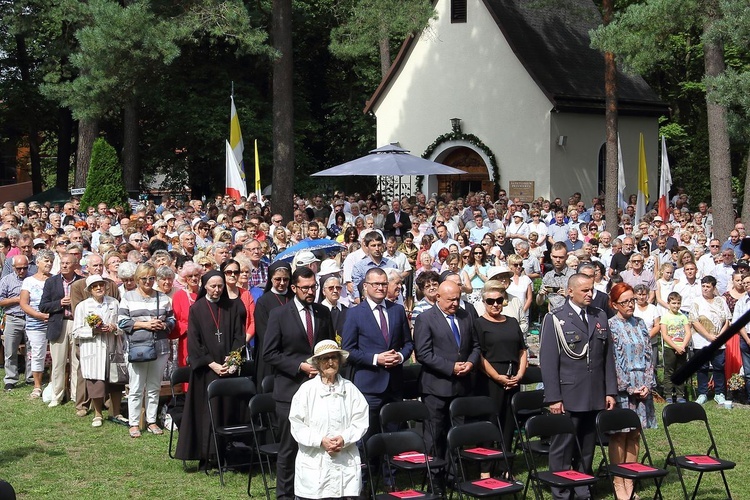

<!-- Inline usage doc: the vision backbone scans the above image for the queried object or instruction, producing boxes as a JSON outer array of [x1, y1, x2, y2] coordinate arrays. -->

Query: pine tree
[[80, 138, 129, 212]]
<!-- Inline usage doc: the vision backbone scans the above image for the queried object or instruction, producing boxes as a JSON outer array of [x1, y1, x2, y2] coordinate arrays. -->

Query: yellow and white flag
[[226, 96, 247, 200]]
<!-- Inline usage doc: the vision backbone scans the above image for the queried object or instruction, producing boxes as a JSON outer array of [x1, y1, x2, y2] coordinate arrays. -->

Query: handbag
[[128, 329, 157, 362], [109, 335, 129, 383], [127, 294, 159, 363]]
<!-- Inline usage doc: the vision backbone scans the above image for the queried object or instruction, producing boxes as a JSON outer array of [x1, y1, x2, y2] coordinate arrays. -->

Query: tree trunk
[[271, 0, 295, 222], [14, 34, 43, 193], [379, 36, 391, 78], [123, 97, 140, 196], [703, 20, 732, 241], [602, 0, 619, 230], [75, 118, 99, 188], [742, 149, 750, 224], [56, 107, 73, 191]]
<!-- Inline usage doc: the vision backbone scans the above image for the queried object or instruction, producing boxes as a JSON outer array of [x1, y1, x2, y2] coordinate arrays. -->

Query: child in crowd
[[655, 262, 677, 316], [660, 292, 692, 403]]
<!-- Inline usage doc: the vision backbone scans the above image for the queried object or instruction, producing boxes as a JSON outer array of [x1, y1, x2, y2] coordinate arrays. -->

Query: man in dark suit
[[414, 280, 480, 466], [39, 253, 85, 412], [578, 263, 614, 318], [320, 275, 347, 337], [263, 266, 335, 500], [383, 199, 412, 241], [342, 268, 414, 440], [540, 273, 617, 500]]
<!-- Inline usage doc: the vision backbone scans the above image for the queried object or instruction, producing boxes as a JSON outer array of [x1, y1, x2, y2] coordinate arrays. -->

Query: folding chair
[[260, 374, 274, 394], [510, 390, 549, 456], [522, 414, 599, 500], [596, 408, 668, 500], [402, 363, 422, 400], [206, 377, 257, 485], [380, 400, 448, 470], [519, 365, 543, 386], [167, 366, 191, 462], [365, 431, 441, 500], [662, 402, 735, 500], [449, 396, 517, 472], [247, 393, 280, 500], [447, 421, 524, 499]]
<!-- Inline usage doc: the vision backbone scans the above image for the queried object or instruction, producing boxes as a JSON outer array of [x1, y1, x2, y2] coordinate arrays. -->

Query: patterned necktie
[[305, 307, 314, 347], [448, 315, 461, 347], [377, 304, 389, 343]]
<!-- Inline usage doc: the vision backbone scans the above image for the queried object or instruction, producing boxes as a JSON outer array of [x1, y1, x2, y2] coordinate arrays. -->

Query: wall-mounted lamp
[[450, 117, 462, 133], [557, 135, 567, 147]]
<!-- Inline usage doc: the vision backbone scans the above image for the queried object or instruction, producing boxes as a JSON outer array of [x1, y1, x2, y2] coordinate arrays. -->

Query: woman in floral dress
[[607, 282, 656, 500]]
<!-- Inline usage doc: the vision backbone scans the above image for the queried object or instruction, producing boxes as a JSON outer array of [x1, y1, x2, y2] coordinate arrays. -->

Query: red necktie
[[305, 307, 314, 347]]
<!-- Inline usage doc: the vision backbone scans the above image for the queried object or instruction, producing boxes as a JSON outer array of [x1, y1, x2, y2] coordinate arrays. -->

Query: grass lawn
[[1, 372, 748, 499]]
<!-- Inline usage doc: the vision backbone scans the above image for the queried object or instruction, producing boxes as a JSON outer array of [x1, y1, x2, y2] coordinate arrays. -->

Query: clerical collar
[[206, 296, 219, 303], [272, 288, 288, 295]]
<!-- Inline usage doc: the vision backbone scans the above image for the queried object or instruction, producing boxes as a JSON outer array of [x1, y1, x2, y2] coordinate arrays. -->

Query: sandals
[[92, 416, 103, 427], [147, 424, 164, 435], [29, 388, 42, 399], [129, 426, 141, 438]]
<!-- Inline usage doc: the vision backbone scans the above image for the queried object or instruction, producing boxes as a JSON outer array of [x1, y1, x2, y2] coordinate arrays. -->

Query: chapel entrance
[[436, 147, 492, 198]]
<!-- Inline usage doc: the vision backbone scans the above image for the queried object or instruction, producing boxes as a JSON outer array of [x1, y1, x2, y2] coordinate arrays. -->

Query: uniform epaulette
[[549, 304, 564, 315]]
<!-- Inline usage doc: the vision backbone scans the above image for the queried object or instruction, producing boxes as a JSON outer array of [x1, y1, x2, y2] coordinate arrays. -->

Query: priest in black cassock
[[175, 270, 247, 463], [252, 261, 293, 386]]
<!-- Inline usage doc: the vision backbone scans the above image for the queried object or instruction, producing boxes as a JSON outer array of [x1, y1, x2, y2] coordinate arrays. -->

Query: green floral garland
[[417, 132, 499, 196]]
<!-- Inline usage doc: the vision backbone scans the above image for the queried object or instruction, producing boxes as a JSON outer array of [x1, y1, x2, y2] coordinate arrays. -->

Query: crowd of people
[[0, 187, 748, 500]]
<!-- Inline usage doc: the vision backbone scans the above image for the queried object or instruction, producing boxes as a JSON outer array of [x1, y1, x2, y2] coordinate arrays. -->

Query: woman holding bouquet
[[72, 275, 124, 428], [175, 270, 247, 463]]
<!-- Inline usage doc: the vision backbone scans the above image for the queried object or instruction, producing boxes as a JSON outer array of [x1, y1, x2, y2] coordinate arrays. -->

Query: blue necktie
[[448, 315, 461, 347]]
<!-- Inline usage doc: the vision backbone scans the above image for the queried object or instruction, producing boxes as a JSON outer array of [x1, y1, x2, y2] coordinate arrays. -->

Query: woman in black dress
[[174, 270, 247, 463], [252, 261, 293, 385], [475, 280, 528, 472]]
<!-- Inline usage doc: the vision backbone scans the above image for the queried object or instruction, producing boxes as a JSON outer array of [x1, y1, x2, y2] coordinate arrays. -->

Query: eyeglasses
[[616, 298, 636, 306], [14, 266, 28, 270], [510, 263, 522, 267], [233, 219, 244, 224], [272, 277, 290, 282], [295, 284, 318, 292], [365, 282, 388, 289], [326, 285, 343, 291], [57, 240, 70, 245], [484, 297, 505, 306], [272, 219, 283, 224], [131, 239, 143, 243], [224, 270, 240, 276], [318, 354, 339, 363], [473, 251, 483, 255], [139, 276, 156, 282], [710, 245, 720, 248]]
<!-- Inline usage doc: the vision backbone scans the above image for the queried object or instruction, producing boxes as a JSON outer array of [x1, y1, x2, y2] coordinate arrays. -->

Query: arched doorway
[[436, 147, 492, 198]]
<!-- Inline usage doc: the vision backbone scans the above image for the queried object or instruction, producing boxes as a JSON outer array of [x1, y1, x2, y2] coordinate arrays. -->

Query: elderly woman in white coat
[[72, 275, 124, 428], [289, 340, 369, 500]]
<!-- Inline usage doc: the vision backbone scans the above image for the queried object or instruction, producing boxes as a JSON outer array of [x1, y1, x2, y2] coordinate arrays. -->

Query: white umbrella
[[311, 144, 465, 177]]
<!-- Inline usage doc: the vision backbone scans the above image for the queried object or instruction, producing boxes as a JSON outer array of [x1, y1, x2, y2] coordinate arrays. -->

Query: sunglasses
[[224, 270, 240, 276], [484, 298, 506, 306]]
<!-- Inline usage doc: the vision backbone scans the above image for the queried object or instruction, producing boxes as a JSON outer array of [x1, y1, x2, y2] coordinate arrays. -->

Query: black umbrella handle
[[671, 308, 750, 385]]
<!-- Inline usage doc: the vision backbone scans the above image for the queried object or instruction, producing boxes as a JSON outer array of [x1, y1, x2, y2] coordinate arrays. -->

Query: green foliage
[[80, 138, 129, 211], [329, 0, 437, 61]]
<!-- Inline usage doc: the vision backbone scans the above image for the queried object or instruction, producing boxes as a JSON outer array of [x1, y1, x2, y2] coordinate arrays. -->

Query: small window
[[451, 0, 467, 23]]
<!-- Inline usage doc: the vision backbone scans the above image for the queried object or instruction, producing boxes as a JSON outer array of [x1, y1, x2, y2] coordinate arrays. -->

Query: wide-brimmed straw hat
[[306, 340, 349, 365]]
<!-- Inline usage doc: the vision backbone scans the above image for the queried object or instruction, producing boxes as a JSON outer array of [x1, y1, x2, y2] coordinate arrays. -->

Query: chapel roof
[[364, 0, 669, 116]]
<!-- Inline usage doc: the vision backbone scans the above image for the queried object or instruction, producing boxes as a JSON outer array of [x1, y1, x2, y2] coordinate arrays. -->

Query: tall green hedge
[[80, 138, 129, 212]]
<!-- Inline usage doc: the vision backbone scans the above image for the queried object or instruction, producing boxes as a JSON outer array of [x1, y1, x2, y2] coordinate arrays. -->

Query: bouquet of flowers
[[225, 349, 244, 375], [728, 373, 745, 392], [85, 313, 103, 331]]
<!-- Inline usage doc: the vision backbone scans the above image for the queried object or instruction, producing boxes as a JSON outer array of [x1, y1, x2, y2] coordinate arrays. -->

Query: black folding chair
[[247, 393, 279, 500], [380, 400, 449, 469], [365, 431, 441, 500], [596, 408, 668, 500], [167, 366, 191, 463], [449, 396, 517, 472], [447, 421, 524, 499], [519, 365, 543, 386], [260, 374, 274, 394], [402, 363, 422, 400], [662, 402, 735, 500], [510, 390, 549, 456], [206, 377, 257, 486], [522, 414, 599, 500]]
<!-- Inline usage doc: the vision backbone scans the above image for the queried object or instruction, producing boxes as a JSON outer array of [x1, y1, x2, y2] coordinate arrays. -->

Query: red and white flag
[[226, 140, 247, 201], [658, 136, 672, 221]]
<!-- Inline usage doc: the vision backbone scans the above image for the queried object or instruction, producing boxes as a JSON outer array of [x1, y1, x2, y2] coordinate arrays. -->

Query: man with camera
[[537, 242, 575, 311]]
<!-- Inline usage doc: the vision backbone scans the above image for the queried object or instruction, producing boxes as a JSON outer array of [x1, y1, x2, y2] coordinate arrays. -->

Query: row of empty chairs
[[166, 366, 734, 499]]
